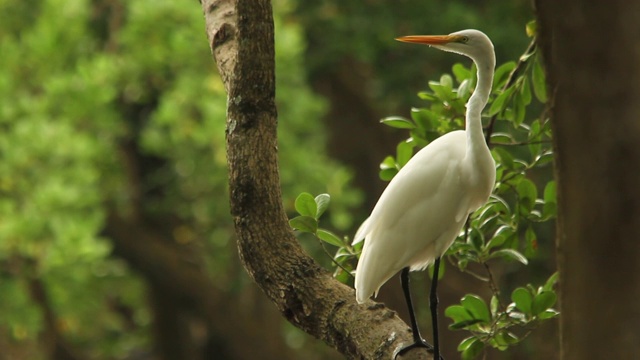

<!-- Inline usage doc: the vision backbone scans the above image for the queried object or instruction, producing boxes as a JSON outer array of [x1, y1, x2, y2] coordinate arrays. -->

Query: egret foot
[[393, 338, 433, 358], [397, 267, 445, 359]]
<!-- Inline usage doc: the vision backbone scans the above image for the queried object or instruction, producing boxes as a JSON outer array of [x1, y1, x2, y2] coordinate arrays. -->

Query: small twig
[[463, 215, 472, 244], [316, 237, 355, 279], [492, 139, 552, 147], [461, 268, 490, 282], [484, 38, 538, 143], [483, 262, 503, 307]]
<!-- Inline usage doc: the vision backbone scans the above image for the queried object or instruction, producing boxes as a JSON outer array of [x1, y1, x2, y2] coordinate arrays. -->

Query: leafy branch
[[289, 193, 361, 282]]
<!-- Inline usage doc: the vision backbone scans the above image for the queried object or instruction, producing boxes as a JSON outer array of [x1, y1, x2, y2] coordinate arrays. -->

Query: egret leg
[[394, 268, 437, 359], [430, 257, 442, 360]]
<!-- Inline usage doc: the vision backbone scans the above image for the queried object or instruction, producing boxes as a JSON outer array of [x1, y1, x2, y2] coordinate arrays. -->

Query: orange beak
[[396, 35, 463, 45]]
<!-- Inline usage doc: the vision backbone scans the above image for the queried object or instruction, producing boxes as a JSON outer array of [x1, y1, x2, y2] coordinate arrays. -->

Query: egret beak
[[396, 35, 464, 45]]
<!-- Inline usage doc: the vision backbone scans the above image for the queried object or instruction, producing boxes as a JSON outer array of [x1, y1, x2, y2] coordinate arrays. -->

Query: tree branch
[[201, 0, 433, 358]]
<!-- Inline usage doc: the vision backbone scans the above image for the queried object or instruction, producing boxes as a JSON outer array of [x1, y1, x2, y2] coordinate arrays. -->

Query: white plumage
[[354, 29, 497, 304]]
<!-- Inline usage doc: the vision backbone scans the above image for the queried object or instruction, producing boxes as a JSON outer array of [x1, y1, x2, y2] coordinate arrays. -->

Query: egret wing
[[355, 131, 471, 302]]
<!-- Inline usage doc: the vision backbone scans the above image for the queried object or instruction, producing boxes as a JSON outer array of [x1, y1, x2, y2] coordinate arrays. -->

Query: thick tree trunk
[[201, 0, 434, 358], [535, 1, 640, 359]]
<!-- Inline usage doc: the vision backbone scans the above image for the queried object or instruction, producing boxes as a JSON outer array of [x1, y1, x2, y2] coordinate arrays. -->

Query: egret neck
[[465, 51, 495, 161]]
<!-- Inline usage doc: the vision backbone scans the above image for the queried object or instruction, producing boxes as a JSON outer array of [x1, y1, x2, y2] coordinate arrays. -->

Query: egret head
[[396, 29, 494, 69]]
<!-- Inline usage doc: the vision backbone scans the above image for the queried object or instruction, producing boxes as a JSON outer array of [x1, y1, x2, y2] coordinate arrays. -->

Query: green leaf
[[317, 229, 344, 247], [490, 249, 528, 265], [544, 181, 556, 205], [511, 287, 533, 314], [489, 86, 515, 116], [417, 91, 437, 101], [488, 195, 511, 214], [445, 305, 474, 323], [379, 168, 397, 181], [289, 215, 318, 233], [457, 336, 477, 351], [334, 268, 352, 284], [504, 331, 519, 344], [537, 150, 555, 166], [525, 226, 538, 256], [492, 147, 514, 169], [526, 20, 538, 37], [493, 61, 516, 89], [519, 76, 532, 105], [486, 227, 512, 251], [532, 291, 557, 316], [513, 91, 526, 126], [508, 310, 527, 322], [468, 228, 484, 252], [461, 294, 491, 324], [315, 193, 331, 218], [532, 55, 548, 103], [429, 81, 454, 101], [294, 192, 317, 217], [542, 271, 559, 292], [539, 309, 560, 319], [529, 118, 542, 140], [380, 155, 396, 170], [490, 295, 499, 317], [457, 79, 472, 100], [503, 107, 515, 122], [519, 50, 535, 63], [461, 337, 484, 360], [494, 331, 519, 350], [411, 108, 438, 130], [490, 132, 515, 145], [529, 142, 542, 162], [396, 140, 415, 168], [457, 258, 469, 271], [440, 74, 454, 89], [379, 156, 398, 181], [450, 319, 484, 330], [380, 116, 415, 129], [333, 247, 352, 260], [452, 63, 471, 82], [473, 201, 500, 225], [517, 178, 538, 211]]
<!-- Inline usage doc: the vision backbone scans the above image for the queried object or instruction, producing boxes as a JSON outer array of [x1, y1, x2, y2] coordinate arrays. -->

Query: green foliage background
[[0, 0, 357, 358]]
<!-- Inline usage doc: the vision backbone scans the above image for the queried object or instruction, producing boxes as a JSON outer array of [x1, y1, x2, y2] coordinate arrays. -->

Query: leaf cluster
[[289, 193, 362, 284], [446, 273, 558, 359]]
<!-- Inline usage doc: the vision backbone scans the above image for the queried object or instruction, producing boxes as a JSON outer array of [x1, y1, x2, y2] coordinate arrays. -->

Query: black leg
[[430, 257, 442, 360], [394, 268, 435, 358], [402, 267, 426, 344]]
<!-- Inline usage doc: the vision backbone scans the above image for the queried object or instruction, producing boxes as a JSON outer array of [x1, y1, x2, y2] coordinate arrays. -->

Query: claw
[[394, 339, 445, 359], [393, 339, 433, 358]]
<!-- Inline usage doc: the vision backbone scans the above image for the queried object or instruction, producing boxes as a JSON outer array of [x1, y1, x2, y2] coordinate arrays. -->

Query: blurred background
[[0, 0, 556, 359]]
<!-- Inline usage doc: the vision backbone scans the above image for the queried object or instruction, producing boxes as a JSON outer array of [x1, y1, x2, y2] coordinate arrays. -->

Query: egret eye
[[460, 36, 470, 43]]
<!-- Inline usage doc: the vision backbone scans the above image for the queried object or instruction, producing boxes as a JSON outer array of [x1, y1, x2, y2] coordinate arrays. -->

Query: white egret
[[353, 29, 496, 359]]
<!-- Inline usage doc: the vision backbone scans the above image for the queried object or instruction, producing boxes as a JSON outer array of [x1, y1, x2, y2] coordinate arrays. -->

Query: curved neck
[[466, 52, 495, 152]]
